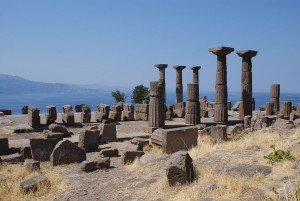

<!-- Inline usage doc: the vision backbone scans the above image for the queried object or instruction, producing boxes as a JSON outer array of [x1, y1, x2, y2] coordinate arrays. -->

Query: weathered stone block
[[81, 160, 97, 172], [43, 130, 63, 142], [25, 160, 40, 172], [48, 123, 70, 137], [50, 140, 86, 166], [173, 102, 185, 118], [210, 125, 227, 143], [20, 175, 50, 193], [162, 126, 198, 154], [30, 138, 58, 161], [99, 123, 117, 144], [0, 137, 9, 155], [166, 151, 195, 186], [0, 153, 23, 163], [45, 105, 57, 125], [100, 148, 119, 157], [134, 104, 149, 121], [75, 104, 85, 112], [121, 151, 144, 164], [81, 104, 91, 123], [97, 157, 111, 169], [21, 146, 32, 159], [78, 129, 99, 152]]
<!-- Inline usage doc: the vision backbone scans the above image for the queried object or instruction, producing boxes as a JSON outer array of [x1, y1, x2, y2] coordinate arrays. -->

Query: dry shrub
[[143, 143, 161, 154], [0, 163, 66, 201]]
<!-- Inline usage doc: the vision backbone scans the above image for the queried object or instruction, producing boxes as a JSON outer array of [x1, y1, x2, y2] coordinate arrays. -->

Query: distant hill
[[0, 74, 99, 94]]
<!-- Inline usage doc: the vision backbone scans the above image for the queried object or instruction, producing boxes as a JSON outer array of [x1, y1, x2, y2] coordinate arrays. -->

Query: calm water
[[1, 91, 300, 114]]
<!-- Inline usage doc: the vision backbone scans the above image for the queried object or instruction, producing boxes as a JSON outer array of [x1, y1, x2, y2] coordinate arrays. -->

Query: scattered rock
[[25, 160, 40, 172], [272, 118, 294, 129], [99, 123, 117, 144], [30, 138, 58, 161], [0, 153, 23, 163], [99, 148, 119, 157], [121, 151, 145, 164], [9, 147, 21, 155], [48, 123, 71, 137], [78, 129, 100, 152], [97, 157, 111, 169], [43, 130, 63, 142], [196, 198, 217, 201], [166, 151, 195, 186], [81, 160, 98, 172], [20, 146, 32, 159], [139, 153, 165, 164], [0, 137, 9, 155], [20, 175, 50, 193], [198, 182, 218, 191], [50, 140, 86, 166], [214, 163, 272, 177]]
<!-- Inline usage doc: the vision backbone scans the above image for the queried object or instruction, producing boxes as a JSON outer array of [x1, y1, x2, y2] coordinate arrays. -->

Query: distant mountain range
[[0, 74, 130, 94]]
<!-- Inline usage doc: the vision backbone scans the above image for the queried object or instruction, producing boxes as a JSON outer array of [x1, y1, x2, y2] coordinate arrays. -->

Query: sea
[[1, 91, 300, 114]]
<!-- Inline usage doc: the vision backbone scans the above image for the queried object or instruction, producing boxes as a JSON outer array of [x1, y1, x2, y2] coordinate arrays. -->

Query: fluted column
[[173, 65, 186, 103], [154, 64, 168, 104], [209, 46, 234, 123], [270, 84, 280, 112], [148, 81, 165, 127], [185, 83, 200, 125], [236, 50, 257, 120]]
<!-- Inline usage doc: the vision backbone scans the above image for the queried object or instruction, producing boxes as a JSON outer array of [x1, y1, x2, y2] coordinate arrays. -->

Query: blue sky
[[0, 0, 299, 93]]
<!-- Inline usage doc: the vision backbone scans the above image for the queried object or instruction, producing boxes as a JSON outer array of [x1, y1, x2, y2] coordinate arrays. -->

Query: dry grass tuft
[[0, 163, 66, 201]]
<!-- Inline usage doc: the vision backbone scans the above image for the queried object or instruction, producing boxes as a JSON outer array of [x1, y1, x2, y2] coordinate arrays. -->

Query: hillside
[[0, 74, 97, 94]]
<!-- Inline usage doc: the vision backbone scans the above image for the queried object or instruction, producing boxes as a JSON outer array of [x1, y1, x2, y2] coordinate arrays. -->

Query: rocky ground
[[1, 112, 300, 201]]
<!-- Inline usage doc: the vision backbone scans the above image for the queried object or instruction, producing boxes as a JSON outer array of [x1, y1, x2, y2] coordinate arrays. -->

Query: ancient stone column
[[173, 65, 186, 103], [265, 102, 274, 116], [190, 66, 201, 85], [236, 50, 257, 120], [297, 103, 300, 114], [154, 64, 168, 104], [280, 101, 292, 118], [185, 83, 200, 125], [270, 84, 280, 112], [209, 46, 234, 123], [148, 81, 165, 128]]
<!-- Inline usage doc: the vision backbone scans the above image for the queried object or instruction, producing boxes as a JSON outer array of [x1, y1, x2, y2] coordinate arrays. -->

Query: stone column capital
[[173, 65, 186, 71], [209, 46, 234, 56], [190, 66, 201, 71], [154, 64, 168, 69], [236, 50, 257, 58]]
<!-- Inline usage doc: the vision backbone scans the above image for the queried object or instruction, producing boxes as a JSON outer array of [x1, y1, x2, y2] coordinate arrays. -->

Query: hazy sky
[[0, 0, 299, 93]]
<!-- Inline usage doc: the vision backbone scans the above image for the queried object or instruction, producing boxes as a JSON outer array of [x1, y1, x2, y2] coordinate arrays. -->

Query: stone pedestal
[[62, 105, 75, 126], [185, 84, 200, 125], [280, 101, 292, 118], [81, 105, 91, 123], [122, 104, 134, 121], [95, 104, 110, 122], [173, 65, 186, 103], [28, 106, 40, 129], [148, 81, 165, 128], [209, 46, 234, 123], [266, 102, 274, 116], [270, 84, 280, 112], [236, 50, 257, 120], [45, 105, 57, 125]]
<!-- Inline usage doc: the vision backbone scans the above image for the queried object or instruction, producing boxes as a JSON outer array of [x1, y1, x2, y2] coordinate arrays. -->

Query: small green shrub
[[264, 145, 295, 165], [231, 134, 242, 141]]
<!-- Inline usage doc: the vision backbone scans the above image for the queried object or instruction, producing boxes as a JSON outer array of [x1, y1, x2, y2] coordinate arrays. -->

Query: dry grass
[[0, 163, 66, 201], [123, 128, 300, 200]]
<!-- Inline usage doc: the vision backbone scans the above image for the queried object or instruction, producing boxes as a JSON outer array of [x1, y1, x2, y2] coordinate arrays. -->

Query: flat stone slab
[[4, 124, 33, 133], [214, 163, 272, 177], [0, 116, 12, 124]]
